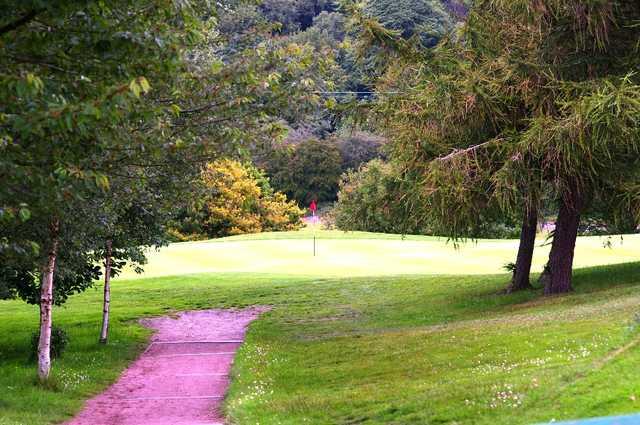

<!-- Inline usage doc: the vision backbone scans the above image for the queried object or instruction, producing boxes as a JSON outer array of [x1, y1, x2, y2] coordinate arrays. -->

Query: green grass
[[1, 230, 640, 424], [122, 230, 640, 279]]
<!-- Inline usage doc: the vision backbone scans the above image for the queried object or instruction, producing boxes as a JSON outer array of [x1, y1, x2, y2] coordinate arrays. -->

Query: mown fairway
[[123, 230, 640, 279], [1, 231, 640, 424]]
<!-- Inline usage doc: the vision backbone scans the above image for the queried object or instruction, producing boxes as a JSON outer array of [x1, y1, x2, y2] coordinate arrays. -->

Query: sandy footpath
[[65, 308, 268, 425]]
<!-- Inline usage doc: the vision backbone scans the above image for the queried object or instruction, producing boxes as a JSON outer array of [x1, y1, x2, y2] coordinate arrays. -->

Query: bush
[[334, 159, 428, 234], [334, 159, 522, 238], [166, 228, 207, 242], [31, 326, 69, 361], [473, 222, 521, 239], [172, 159, 304, 239]]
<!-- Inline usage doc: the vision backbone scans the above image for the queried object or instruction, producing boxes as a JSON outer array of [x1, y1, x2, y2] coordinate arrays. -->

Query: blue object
[[538, 414, 640, 425]]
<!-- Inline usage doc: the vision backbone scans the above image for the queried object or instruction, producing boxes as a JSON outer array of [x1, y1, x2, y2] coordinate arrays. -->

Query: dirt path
[[66, 308, 268, 425]]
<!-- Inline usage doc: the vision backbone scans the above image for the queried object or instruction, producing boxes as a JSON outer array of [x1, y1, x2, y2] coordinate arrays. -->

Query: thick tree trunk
[[99, 240, 113, 344], [544, 193, 583, 295], [38, 219, 59, 382], [507, 206, 537, 293]]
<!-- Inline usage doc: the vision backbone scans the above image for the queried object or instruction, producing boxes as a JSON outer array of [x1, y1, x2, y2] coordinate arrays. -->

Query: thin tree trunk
[[99, 240, 113, 344], [507, 206, 537, 293], [38, 219, 59, 382], [545, 192, 583, 295]]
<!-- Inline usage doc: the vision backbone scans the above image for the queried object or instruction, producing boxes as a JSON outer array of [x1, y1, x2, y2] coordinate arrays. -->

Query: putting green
[[121, 230, 640, 279]]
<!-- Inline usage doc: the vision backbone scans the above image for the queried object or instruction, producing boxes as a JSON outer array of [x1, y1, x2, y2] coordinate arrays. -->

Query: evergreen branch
[[436, 140, 497, 162]]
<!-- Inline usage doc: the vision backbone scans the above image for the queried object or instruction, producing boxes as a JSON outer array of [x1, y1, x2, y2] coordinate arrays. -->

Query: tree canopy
[[0, 0, 335, 380], [368, 0, 640, 293]]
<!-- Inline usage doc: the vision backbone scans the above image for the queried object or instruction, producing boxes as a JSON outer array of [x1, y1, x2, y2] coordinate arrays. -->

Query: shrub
[[473, 222, 521, 239], [334, 159, 428, 234], [334, 159, 522, 238], [172, 159, 304, 239], [31, 326, 69, 361]]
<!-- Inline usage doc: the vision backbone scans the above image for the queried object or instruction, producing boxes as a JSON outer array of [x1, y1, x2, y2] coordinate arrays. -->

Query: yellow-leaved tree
[[176, 159, 303, 239]]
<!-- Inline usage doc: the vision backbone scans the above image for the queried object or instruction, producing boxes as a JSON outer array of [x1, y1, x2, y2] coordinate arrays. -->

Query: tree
[[267, 138, 344, 205], [0, 211, 102, 306], [364, 0, 465, 47], [260, 0, 337, 34], [0, 200, 105, 379], [366, 0, 640, 294], [172, 160, 303, 239], [93, 177, 172, 344], [334, 131, 386, 171], [333, 159, 427, 234], [0, 0, 231, 380], [490, 1, 640, 294], [2, 0, 336, 379], [350, 4, 543, 291]]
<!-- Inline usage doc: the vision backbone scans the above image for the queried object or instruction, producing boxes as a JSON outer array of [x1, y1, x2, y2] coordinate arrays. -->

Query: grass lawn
[[1, 230, 640, 424], [123, 230, 640, 279]]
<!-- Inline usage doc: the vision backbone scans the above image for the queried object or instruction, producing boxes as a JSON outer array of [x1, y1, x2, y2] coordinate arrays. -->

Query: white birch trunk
[[99, 240, 112, 344], [37, 219, 59, 382]]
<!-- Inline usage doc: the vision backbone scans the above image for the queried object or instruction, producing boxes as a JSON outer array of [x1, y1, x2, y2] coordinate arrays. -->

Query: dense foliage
[[364, 0, 467, 46], [266, 138, 344, 205], [335, 131, 386, 171], [333, 158, 520, 237], [0, 0, 333, 380], [334, 160, 411, 233], [260, 0, 337, 33], [260, 131, 385, 205], [368, 0, 640, 292], [172, 160, 303, 239]]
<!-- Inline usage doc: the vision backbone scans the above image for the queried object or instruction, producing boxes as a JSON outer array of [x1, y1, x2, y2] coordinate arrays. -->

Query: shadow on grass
[[428, 262, 640, 326], [572, 261, 640, 292], [3, 262, 639, 364]]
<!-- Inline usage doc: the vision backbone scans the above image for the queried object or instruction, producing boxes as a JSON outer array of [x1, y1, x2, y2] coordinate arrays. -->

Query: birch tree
[[0, 0, 207, 381], [93, 179, 171, 344], [2, 0, 334, 381]]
